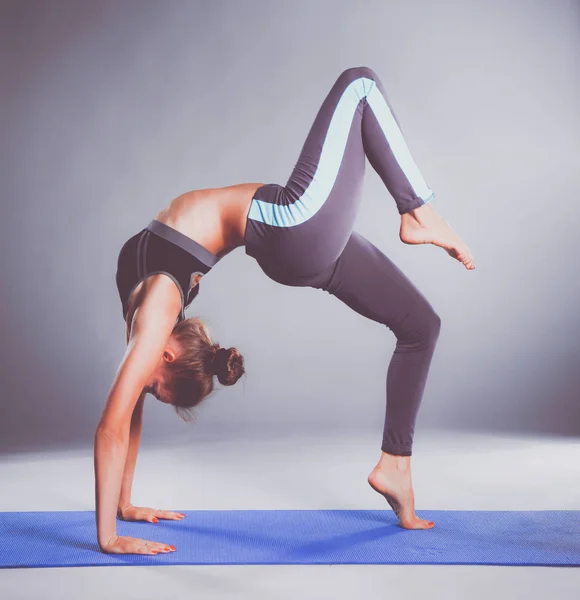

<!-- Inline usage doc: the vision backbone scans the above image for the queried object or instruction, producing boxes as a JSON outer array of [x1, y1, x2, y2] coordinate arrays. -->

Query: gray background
[[1, 0, 579, 453]]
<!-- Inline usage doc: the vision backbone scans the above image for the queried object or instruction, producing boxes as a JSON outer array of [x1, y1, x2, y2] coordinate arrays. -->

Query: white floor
[[1, 429, 579, 600]]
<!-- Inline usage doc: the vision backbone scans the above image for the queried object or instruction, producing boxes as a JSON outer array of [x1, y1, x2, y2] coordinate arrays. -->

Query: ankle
[[377, 451, 411, 472], [407, 202, 437, 222], [401, 207, 427, 228]]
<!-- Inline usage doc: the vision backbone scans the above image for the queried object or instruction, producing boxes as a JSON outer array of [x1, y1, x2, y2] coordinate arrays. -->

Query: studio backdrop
[[1, 0, 578, 453]]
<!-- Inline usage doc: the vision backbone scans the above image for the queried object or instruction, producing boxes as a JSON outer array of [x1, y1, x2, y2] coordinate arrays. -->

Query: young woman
[[95, 66, 475, 556]]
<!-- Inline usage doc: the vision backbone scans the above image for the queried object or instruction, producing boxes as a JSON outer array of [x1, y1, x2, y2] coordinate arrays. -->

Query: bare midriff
[[155, 182, 263, 258], [124, 182, 263, 336]]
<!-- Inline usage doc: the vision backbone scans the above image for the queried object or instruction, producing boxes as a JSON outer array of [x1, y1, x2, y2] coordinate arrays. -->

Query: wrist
[[117, 502, 132, 517], [98, 533, 117, 550]]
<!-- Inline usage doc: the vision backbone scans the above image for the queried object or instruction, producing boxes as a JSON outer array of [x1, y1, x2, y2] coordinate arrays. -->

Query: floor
[[1, 429, 579, 599]]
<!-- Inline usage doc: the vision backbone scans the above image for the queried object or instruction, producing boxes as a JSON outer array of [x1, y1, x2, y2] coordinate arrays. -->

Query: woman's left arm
[[116, 389, 146, 516]]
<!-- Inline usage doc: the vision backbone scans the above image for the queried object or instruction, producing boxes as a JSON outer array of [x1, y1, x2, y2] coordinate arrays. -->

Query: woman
[[95, 66, 475, 556]]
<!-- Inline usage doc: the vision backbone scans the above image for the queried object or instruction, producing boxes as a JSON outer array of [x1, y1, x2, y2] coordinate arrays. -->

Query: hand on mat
[[117, 503, 186, 523], [100, 535, 176, 555]]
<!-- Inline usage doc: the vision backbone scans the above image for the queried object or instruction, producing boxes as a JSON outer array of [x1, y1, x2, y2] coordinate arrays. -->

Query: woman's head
[[144, 317, 245, 421]]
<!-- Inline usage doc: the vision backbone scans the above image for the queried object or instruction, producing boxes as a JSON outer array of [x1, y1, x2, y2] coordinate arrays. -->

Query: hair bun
[[210, 346, 224, 375], [212, 346, 245, 386], [213, 347, 228, 370]]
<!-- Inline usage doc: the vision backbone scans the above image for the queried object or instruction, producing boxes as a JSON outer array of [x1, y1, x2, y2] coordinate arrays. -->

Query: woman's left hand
[[117, 503, 186, 523]]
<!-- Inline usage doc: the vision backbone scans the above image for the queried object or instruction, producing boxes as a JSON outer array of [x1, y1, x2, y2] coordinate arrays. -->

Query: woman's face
[[144, 350, 176, 404], [144, 378, 172, 404], [144, 360, 173, 404]]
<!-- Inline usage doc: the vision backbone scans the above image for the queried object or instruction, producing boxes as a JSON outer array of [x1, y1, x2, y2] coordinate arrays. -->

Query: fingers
[[102, 535, 177, 555], [152, 510, 186, 521], [138, 538, 177, 555], [127, 507, 186, 523]]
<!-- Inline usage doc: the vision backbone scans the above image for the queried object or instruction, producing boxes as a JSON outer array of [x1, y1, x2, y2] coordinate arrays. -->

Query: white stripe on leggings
[[249, 77, 433, 227]]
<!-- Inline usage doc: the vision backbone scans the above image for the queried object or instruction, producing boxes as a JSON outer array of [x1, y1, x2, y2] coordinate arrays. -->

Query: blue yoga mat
[[1, 509, 578, 568]]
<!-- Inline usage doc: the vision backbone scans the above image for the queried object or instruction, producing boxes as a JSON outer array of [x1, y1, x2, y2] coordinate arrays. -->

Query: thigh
[[263, 121, 366, 281], [246, 70, 372, 282], [310, 230, 437, 332]]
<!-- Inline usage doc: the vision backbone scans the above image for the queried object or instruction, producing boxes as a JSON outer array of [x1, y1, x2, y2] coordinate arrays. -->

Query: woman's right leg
[[245, 66, 437, 283], [284, 65, 436, 216]]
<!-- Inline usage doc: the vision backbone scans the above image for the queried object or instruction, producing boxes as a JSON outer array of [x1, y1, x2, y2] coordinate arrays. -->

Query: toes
[[412, 519, 435, 530], [399, 515, 435, 529], [460, 254, 475, 269]]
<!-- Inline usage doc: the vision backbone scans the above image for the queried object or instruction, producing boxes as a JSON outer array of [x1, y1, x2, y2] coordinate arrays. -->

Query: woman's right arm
[[94, 341, 153, 550], [94, 283, 181, 551], [94, 422, 131, 548]]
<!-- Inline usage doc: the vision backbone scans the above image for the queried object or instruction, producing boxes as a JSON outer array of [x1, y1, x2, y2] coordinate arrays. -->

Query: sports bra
[[115, 219, 220, 324]]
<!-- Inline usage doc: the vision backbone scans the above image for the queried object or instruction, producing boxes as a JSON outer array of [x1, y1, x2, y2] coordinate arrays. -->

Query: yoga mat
[[1, 509, 579, 568]]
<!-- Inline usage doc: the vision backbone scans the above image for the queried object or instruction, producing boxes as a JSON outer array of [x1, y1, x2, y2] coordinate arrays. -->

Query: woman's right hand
[[100, 535, 176, 555]]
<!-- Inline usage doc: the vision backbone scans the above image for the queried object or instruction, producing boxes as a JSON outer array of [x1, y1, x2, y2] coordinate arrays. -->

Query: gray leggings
[[244, 67, 441, 456]]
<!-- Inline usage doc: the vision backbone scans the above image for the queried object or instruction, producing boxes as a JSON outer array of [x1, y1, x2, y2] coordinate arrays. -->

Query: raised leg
[[284, 66, 435, 216], [283, 66, 474, 270], [247, 66, 440, 279]]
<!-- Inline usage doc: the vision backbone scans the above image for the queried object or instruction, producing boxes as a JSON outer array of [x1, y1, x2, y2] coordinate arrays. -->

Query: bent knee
[[427, 309, 442, 340], [339, 66, 378, 83], [395, 305, 442, 347]]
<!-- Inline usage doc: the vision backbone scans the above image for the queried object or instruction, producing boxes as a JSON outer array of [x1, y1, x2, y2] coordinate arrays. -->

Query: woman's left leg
[[306, 229, 441, 459], [304, 229, 439, 529]]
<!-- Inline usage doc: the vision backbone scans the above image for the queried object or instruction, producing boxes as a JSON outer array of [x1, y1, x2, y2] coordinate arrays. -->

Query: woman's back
[[120, 183, 261, 336]]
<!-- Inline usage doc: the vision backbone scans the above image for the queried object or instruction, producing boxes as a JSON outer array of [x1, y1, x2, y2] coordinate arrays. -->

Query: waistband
[[145, 219, 220, 268]]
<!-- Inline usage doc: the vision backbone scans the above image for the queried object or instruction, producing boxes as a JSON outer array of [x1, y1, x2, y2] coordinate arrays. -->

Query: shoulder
[[125, 274, 182, 344]]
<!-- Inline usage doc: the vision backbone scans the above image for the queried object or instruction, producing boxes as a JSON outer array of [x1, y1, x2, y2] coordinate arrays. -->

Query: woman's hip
[[244, 182, 360, 285]]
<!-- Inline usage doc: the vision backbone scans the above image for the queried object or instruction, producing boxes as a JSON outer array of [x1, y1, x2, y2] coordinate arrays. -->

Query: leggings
[[244, 66, 441, 456]]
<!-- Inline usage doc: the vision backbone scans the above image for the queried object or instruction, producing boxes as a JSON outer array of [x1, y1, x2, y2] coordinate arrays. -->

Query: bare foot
[[368, 453, 434, 530], [399, 203, 475, 270]]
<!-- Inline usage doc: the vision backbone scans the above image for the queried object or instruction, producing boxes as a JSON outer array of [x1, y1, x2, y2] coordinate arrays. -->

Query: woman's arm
[[116, 390, 146, 515], [94, 343, 165, 549], [94, 423, 131, 548], [114, 315, 147, 517], [94, 280, 180, 550]]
